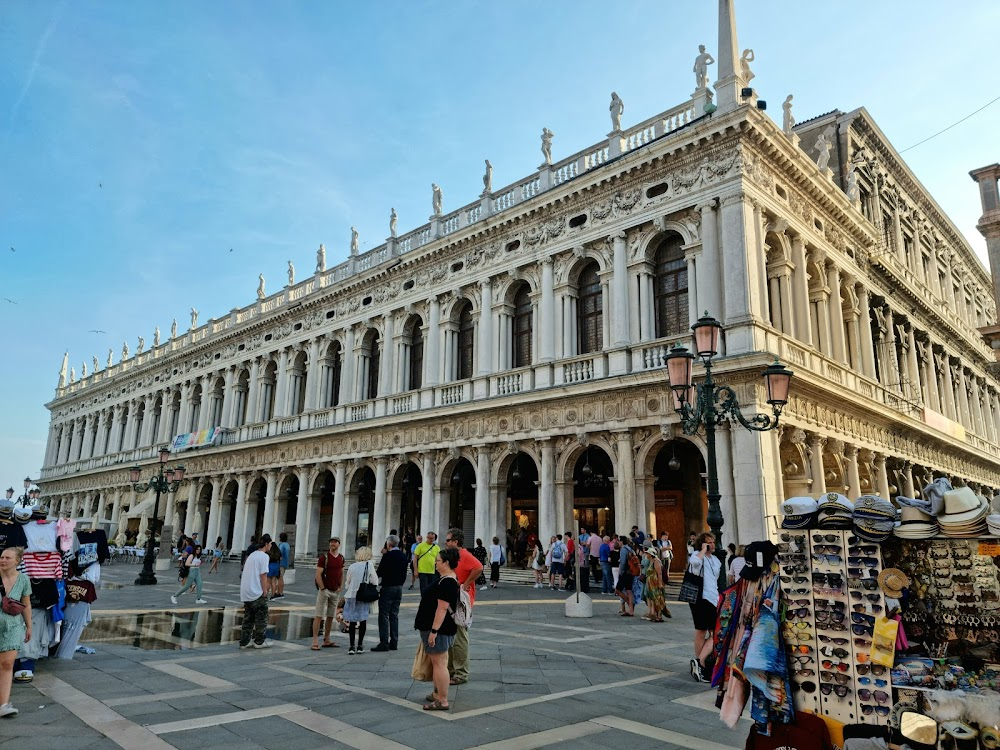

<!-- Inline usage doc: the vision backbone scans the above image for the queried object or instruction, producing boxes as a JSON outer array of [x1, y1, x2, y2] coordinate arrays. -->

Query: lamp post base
[[135, 570, 158, 586]]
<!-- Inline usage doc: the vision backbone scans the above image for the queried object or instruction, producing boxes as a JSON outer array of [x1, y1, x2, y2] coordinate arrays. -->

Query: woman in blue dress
[[0, 547, 32, 718]]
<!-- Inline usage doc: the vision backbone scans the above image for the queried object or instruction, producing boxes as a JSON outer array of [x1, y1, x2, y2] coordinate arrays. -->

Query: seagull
[[88, 329, 106, 334], [229, 248, 233, 253], [3, 298, 16, 304], [99, 183, 102, 188], [8, 247, 13, 252]]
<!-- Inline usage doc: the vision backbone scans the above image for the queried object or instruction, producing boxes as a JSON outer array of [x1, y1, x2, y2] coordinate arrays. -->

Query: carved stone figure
[[609, 92, 624, 131], [153, 327, 160, 347], [81, 361, 87, 378], [389, 209, 398, 238], [846, 161, 860, 203], [693, 45, 715, 90], [257, 274, 266, 299], [483, 160, 492, 194], [740, 49, 755, 83], [170, 319, 177, 339], [92, 356, 99, 373], [782, 95, 795, 135], [190, 307, 198, 328], [351, 226, 360, 255], [137, 336, 144, 354], [122, 341, 129, 360], [107, 348, 113, 368], [431, 184, 442, 216], [69, 366, 76, 383], [815, 128, 833, 172], [287, 260, 295, 286], [541, 128, 553, 165], [316, 244, 326, 273]]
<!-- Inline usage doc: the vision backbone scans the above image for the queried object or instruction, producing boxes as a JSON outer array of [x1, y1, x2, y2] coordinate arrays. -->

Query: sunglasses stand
[[782, 530, 889, 726]]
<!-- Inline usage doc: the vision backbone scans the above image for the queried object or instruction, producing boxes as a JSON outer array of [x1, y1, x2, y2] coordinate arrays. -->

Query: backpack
[[452, 584, 474, 628], [551, 542, 564, 562], [626, 550, 641, 577]]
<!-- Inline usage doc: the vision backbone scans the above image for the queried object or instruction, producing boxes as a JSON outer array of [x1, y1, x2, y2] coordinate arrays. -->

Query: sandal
[[449, 678, 466, 685], [423, 699, 449, 711], [321, 642, 339, 648], [310, 644, 321, 651], [425, 692, 438, 702]]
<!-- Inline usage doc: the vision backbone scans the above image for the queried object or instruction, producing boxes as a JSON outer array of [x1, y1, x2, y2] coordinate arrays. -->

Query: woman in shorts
[[413, 547, 460, 711]]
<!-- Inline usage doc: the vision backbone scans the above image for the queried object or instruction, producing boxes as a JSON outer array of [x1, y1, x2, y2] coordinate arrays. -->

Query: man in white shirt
[[239, 534, 273, 649]]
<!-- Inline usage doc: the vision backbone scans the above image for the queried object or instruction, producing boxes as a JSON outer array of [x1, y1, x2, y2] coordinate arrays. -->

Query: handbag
[[411, 642, 433, 681], [0, 581, 26, 617], [678, 560, 703, 604], [356, 562, 380, 603]]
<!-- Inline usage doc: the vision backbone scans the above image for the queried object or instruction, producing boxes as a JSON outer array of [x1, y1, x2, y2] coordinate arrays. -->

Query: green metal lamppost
[[665, 313, 793, 586], [130, 446, 186, 586]]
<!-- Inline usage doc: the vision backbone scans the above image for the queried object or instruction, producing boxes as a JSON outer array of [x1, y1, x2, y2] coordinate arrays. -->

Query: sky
[[3, 1, 1000, 492]]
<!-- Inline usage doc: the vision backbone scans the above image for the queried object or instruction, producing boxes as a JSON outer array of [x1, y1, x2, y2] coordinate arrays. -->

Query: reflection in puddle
[[99, 582, 125, 590], [82, 608, 314, 650]]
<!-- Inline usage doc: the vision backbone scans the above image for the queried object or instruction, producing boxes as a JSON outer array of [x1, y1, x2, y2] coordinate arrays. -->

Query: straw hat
[[939, 487, 988, 525], [878, 568, 911, 598]]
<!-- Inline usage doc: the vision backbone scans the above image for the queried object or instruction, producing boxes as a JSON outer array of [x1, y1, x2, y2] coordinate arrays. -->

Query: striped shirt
[[23, 551, 63, 579]]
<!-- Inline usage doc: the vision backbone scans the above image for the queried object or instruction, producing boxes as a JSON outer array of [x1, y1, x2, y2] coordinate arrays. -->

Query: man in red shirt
[[311, 537, 344, 650], [564, 530, 576, 590], [444, 527, 484, 685]]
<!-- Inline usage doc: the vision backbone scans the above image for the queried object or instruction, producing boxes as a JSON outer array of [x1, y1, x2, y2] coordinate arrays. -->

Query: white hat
[[940, 487, 988, 525], [782, 496, 818, 516]]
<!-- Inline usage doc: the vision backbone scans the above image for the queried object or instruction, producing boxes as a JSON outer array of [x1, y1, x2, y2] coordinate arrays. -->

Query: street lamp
[[665, 312, 793, 584], [129, 446, 186, 586], [16, 477, 35, 508]]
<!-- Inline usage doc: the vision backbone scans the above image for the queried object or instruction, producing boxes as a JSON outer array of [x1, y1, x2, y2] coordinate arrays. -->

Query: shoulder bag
[[0, 580, 26, 617], [355, 562, 380, 603], [678, 558, 703, 604]]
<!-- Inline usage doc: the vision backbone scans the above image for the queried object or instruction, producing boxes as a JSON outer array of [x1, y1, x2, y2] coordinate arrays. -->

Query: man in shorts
[[274, 532, 291, 599], [311, 537, 344, 650]]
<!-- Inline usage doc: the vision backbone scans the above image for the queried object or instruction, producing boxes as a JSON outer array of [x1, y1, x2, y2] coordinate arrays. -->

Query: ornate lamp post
[[665, 313, 793, 584], [129, 447, 186, 586], [17, 478, 36, 507]]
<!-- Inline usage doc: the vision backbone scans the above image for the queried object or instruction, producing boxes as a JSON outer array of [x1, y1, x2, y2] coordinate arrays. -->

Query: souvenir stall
[[3, 501, 108, 683], [767, 482, 1000, 750]]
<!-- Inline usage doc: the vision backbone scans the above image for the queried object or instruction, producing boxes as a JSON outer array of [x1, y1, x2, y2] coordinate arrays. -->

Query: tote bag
[[678, 560, 703, 604]]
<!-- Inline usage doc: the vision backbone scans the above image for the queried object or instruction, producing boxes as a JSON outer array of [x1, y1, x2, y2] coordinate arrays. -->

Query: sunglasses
[[820, 671, 851, 685], [784, 630, 813, 642], [813, 535, 841, 543], [813, 573, 844, 584], [851, 612, 876, 625], [856, 663, 886, 676], [789, 655, 814, 666], [816, 611, 846, 624], [858, 689, 889, 704], [815, 600, 846, 612], [783, 563, 810, 574], [780, 533, 806, 543], [856, 652, 872, 664], [852, 604, 883, 614], [821, 659, 849, 672], [850, 591, 881, 602], [861, 705, 891, 716], [849, 579, 878, 590], [820, 646, 849, 659], [788, 607, 811, 619], [820, 683, 850, 697], [791, 681, 816, 693], [818, 635, 848, 645], [789, 599, 812, 607], [854, 638, 872, 649], [786, 587, 811, 595], [852, 623, 874, 635], [813, 554, 843, 565], [781, 575, 810, 584], [848, 545, 878, 556], [848, 556, 879, 568], [814, 545, 842, 555], [796, 668, 816, 677], [858, 677, 888, 687]]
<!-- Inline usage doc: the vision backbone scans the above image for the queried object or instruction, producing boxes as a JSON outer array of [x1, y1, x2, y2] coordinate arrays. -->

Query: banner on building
[[170, 427, 223, 452]]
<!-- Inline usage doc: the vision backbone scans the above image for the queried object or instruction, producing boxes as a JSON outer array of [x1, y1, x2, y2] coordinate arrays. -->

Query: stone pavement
[[1, 560, 751, 749]]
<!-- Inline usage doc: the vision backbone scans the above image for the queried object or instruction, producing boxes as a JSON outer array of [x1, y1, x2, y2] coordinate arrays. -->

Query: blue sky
[[3, 1, 1000, 491]]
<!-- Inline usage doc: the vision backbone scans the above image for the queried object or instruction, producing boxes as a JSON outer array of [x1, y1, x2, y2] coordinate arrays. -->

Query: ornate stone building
[[38, 3, 1000, 566]]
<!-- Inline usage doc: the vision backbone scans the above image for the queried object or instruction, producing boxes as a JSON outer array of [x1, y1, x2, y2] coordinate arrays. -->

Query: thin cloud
[[7, 0, 65, 129]]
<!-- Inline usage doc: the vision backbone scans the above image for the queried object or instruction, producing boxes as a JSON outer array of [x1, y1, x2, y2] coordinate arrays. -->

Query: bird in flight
[[3, 298, 16, 304], [99, 183, 102, 188], [229, 248, 233, 252], [88, 329, 106, 334], [9, 247, 13, 252]]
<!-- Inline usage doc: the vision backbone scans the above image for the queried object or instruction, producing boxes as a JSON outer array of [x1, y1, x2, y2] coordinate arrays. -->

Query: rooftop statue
[[287, 260, 295, 286], [483, 160, 493, 194], [137, 336, 144, 354], [107, 348, 113, 368], [782, 95, 795, 136], [170, 319, 177, 339], [153, 327, 160, 347], [740, 49, 755, 83], [316, 244, 326, 273], [92, 356, 99, 373], [609, 92, 624, 132], [432, 184, 442, 216], [122, 341, 129, 360], [81, 361, 87, 378], [694, 45, 715, 90], [815, 127, 834, 172], [541, 128, 553, 165], [351, 226, 360, 255], [257, 274, 266, 300], [190, 307, 198, 328], [390, 208, 398, 238]]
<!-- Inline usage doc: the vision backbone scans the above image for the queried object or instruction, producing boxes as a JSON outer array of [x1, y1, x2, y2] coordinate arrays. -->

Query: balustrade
[[391, 394, 413, 414]]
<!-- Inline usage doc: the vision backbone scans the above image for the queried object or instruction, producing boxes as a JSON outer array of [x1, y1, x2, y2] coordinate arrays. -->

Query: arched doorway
[[506, 452, 538, 562], [447, 458, 475, 548], [572, 447, 614, 537], [352, 467, 376, 550], [313, 469, 334, 555], [652, 439, 706, 572], [221, 479, 238, 550], [247, 476, 267, 543], [277, 474, 299, 536], [397, 462, 422, 539]]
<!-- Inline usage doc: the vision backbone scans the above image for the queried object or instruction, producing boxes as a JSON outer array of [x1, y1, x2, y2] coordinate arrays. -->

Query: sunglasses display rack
[[781, 530, 889, 726]]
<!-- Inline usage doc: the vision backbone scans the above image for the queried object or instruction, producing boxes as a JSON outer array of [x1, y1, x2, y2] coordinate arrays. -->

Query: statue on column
[[81, 361, 87, 378], [316, 244, 326, 273], [814, 127, 834, 172], [782, 95, 795, 136], [740, 49, 755, 83], [389, 208, 398, 238], [153, 326, 160, 347], [431, 184, 442, 216], [257, 273, 266, 299], [693, 45, 715, 90], [190, 307, 199, 328], [137, 336, 144, 354], [846, 161, 860, 204], [287, 260, 295, 286], [92, 355, 99, 373], [107, 348, 114, 368], [170, 319, 177, 339], [122, 341, 129, 360], [482, 160, 493, 195], [609, 92, 624, 131], [540, 128, 553, 165], [69, 366, 76, 383], [350, 226, 360, 255]]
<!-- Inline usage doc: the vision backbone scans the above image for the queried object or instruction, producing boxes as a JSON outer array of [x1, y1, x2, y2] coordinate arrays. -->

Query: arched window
[[653, 234, 688, 338], [513, 284, 533, 368], [365, 332, 380, 400], [457, 303, 475, 380], [577, 262, 603, 354], [327, 343, 342, 407], [408, 321, 424, 390]]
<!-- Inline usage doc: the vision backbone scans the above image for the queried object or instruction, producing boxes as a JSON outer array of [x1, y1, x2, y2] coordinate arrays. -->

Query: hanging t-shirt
[[23, 551, 64, 579], [22, 521, 58, 553], [0, 521, 28, 551], [744, 712, 834, 750], [75, 529, 110, 570], [29, 578, 59, 609], [64, 579, 98, 604], [57, 518, 76, 552]]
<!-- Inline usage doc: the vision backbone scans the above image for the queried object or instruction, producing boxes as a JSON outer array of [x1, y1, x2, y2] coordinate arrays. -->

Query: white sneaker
[[252, 639, 273, 649], [196, 599, 208, 604], [0, 703, 17, 718], [170, 596, 178, 605]]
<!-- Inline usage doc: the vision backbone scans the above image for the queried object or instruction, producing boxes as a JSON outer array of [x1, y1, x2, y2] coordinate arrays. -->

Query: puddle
[[81, 608, 315, 650], [99, 582, 125, 590]]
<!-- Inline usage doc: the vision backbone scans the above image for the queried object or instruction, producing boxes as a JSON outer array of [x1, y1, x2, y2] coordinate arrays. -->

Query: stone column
[[791, 237, 813, 346], [304, 339, 322, 412], [331, 462, 346, 538], [261, 470, 278, 538], [610, 232, 629, 347], [684, 250, 700, 330], [110, 490, 123, 534], [379, 314, 395, 399], [716, 423, 737, 547], [371, 457, 389, 553], [874, 453, 891, 501], [274, 348, 291, 418], [882, 308, 901, 391], [845, 445, 861, 498], [293, 465, 313, 560], [613, 431, 637, 531], [901, 461, 915, 499], [539, 259, 555, 363], [220, 368, 236, 427], [808, 433, 827, 495], [474, 446, 491, 548], [971, 376, 986, 436], [538, 439, 556, 548], [956, 365, 972, 429], [479, 279, 493, 376], [205, 476, 223, 549], [904, 325, 921, 403], [420, 453, 435, 535], [425, 297, 441, 387], [697, 201, 722, 320], [231, 473, 250, 550], [827, 265, 847, 364]]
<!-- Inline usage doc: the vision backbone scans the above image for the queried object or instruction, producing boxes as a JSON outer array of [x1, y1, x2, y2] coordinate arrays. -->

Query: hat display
[[12, 505, 32, 524], [922, 477, 953, 516], [817, 492, 854, 529], [896, 505, 939, 539], [30, 504, 48, 521], [878, 568, 911, 598], [852, 494, 897, 541], [987, 514, 1000, 537], [781, 496, 818, 530], [939, 487, 988, 536], [0, 499, 13, 520], [738, 541, 778, 582]]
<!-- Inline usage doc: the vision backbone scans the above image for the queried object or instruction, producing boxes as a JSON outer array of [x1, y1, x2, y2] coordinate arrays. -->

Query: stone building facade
[[38, 5, 1000, 566]]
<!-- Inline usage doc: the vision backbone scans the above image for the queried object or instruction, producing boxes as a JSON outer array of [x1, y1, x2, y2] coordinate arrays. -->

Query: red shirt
[[318, 552, 344, 590], [744, 712, 833, 750], [454, 547, 483, 606], [566, 538, 575, 559]]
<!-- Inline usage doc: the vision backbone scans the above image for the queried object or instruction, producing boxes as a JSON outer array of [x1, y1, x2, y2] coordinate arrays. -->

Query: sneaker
[[348, 648, 356, 655], [252, 640, 273, 649], [239, 642, 252, 649], [478, 585, 487, 591], [690, 659, 699, 680], [272, 594, 284, 599], [0, 703, 17, 718], [389, 643, 398, 651], [196, 599, 208, 604], [355, 646, 365, 654]]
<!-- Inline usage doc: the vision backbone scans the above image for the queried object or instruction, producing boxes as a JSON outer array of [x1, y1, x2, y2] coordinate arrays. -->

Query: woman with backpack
[[616, 537, 639, 616], [170, 545, 207, 605], [530, 538, 546, 588]]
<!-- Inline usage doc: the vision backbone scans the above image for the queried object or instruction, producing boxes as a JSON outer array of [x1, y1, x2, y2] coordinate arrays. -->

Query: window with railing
[[513, 284, 533, 368], [365, 332, 380, 400], [458, 303, 475, 380], [407, 320, 423, 390], [578, 262, 603, 355], [653, 233, 688, 338]]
